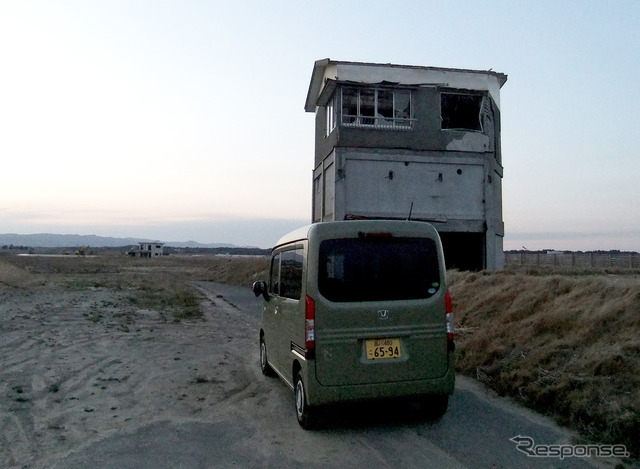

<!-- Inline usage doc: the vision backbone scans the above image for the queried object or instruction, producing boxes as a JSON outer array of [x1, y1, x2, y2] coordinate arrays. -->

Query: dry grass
[[197, 255, 270, 287], [0, 256, 40, 288], [448, 269, 640, 457], [0, 253, 270, 322]]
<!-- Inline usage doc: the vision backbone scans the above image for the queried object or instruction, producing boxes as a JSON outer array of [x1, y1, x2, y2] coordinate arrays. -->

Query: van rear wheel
[[294, 372, 316, 429], [259, 337, 274, 376], [422, 394, 449, 419]]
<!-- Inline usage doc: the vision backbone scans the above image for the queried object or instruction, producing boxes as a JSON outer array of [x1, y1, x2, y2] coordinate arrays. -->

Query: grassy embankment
[[448, 267, 640, 458], [1, 253, 637, 457]]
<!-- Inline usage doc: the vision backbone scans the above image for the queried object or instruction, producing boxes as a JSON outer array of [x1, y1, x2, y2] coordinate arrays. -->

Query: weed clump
[[129, 277, 203, 322], [202, 256, 269, 287]]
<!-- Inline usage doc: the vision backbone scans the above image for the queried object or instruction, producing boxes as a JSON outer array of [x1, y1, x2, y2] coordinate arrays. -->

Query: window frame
[[340, 86, 414, 130], [269, 252, 281, 295], [318, 237, 441, 303], [326, 94, 336, 137], [269, 245, 305, 300], [440, 91, 485, 132]]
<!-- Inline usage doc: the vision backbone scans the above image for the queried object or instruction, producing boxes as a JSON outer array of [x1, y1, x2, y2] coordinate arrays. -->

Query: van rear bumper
[[304, 364, 455, 407]]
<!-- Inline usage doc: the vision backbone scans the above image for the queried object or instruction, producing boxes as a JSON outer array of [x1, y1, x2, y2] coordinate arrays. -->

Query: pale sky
[[1, 1, 638, 250]]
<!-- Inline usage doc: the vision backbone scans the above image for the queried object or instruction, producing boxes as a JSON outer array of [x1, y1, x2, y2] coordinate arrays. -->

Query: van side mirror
[[252, 281, 270, 301]]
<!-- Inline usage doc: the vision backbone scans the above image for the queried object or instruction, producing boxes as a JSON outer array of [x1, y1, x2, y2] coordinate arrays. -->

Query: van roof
[[272, 220, 441, 250], [273, 224, 314, 248]]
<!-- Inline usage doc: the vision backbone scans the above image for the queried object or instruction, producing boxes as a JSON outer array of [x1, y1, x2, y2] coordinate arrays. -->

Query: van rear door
[[313, 235, 449, 386]]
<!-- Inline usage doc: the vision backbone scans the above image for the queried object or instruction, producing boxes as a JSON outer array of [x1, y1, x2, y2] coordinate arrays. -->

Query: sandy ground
[[0, 281, 264, 468]]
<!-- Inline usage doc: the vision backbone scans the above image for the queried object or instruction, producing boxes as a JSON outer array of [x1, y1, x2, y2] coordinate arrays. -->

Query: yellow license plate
[[365, 338, 402, 360]]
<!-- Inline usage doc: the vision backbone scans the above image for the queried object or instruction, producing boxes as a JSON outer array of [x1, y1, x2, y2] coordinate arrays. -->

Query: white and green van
[[253, 220, 455, 428]]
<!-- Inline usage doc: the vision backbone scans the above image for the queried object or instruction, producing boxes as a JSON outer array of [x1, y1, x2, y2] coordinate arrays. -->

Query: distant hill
[[0, 233, 240, 249]]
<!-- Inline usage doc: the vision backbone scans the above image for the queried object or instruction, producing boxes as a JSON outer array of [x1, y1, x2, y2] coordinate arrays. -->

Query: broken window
[[341, 87, 412, 129], [360, 89, 376, 125], [378, 90, 393, 119], [341, 88, 358, 125], [394, 91, 411, 120], [441, 93, 483, 131]]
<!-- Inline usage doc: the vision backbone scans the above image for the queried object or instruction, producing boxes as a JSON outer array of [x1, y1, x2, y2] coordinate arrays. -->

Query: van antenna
[[407, 201, 414, 221]]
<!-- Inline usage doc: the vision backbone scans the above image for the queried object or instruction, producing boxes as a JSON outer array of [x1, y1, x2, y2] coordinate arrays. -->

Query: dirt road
[[0, 281, 622, 468]]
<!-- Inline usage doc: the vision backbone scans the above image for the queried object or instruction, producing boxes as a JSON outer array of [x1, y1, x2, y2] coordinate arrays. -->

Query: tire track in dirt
[[194, 285, 257, 402], [0, 413, 36, 467], [193, 283, 278, 413], [0, 285, 215, 467]]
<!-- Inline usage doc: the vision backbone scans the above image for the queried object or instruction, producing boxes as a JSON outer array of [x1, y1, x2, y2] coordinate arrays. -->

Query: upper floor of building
[[305, 59, 507, 167]]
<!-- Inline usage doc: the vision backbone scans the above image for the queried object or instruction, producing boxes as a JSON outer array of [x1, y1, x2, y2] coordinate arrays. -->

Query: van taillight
[[445, 291, 454, 343], [305, 295, 315, 358]]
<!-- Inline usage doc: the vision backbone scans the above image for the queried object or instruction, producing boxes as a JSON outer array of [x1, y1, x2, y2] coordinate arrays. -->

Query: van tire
[[259, 337, 274, 376], [294, 372, 315, 429], [422, 394, 449, 419]]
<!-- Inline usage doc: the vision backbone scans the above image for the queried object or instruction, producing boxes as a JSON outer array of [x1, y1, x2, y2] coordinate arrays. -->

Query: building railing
[[505, 251, 640, 269], [341, 116, 416, 130]]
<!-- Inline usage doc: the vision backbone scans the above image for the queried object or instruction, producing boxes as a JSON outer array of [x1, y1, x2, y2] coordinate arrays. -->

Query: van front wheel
[[294, 372, 316, 429], [259, 337, 274, 376]]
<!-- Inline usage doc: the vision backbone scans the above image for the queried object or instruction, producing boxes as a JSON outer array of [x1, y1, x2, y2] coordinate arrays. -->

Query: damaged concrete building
[[305, 59, 507, 270]]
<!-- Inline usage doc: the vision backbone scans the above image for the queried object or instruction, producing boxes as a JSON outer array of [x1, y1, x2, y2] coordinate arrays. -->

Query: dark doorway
[[439, 232, 485, 271]]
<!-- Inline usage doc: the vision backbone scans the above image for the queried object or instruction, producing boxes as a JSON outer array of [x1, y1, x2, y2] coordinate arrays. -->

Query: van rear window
[[318, 237, 441, 302]]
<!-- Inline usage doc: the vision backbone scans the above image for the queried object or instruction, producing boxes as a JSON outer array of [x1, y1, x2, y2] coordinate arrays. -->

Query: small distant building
[[131, 242, 164, 258]]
